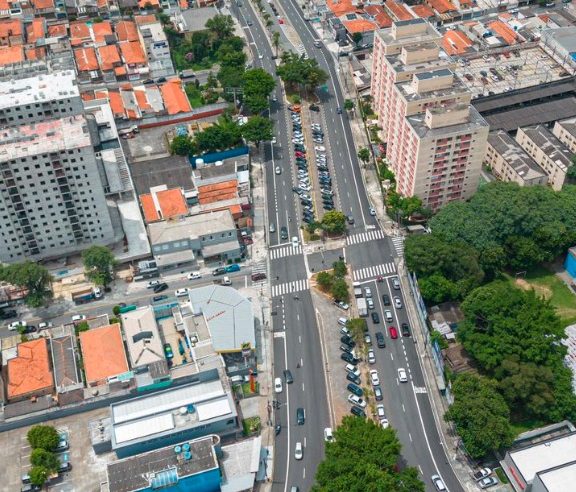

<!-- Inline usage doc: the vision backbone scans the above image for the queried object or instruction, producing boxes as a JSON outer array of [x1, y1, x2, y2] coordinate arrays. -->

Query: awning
[[202, 240, 241, 258], [154, 249, 195, 268]]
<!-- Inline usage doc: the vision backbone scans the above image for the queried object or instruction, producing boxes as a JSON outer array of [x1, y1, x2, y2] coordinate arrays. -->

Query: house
[[7, 339, 54, 402], [140, 185, 189, 223], [121, 306, 164, 371]]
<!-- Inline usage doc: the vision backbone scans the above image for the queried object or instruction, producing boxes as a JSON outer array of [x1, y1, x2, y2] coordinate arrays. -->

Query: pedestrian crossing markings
[[271, 279, 310, 297], [352, 262, 396, 282], [392, 236, 404, 257], [269, 244, 303, 260], [346, 229, 386, 245]]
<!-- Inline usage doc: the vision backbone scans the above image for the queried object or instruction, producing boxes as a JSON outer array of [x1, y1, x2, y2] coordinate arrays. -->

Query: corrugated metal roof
[[115, 413, 174, 444], [196, 398, 232, 421]]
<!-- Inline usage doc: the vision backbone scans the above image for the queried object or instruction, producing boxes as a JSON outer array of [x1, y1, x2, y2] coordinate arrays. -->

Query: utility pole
[[225, 86, 244, 114]]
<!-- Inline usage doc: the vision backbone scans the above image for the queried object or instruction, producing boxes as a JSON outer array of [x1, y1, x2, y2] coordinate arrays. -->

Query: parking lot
[[455, 47, 569, 98]]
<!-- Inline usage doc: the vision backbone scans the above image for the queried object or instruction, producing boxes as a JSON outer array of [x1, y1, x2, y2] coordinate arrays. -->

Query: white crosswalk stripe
[[271, 279, 310, 298], [352, 262, 396, 282], [346, 229, 387, 246], [269, 244, 303, 260], [413, 386, 428, 394], [391, 236, 404, 257], [251, 260, 268, 288]]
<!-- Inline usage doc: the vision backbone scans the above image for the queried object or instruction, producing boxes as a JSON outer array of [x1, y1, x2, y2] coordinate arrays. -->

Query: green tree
[[276, 52, 329, 91], [352, 32, 363, 46], [387, 191, 424, 222], [205, 14, 234, 41], [29, 466, 49, 488], [567, 156, 576, 181], [344, 99, 354, 111], [331, 278, 350, 303], [82, 245, 116, 287], [357, 147, 370, 164], [332, 260, 347, 278], [321, 210, 347, 235], [30, 449, 60, 472], [316, 271, 333, 291], [0, 261, 52, 307], [170, 135, 196, 156], [241, 116, 273, 147], [195, 115, 242, 152], [75, 321, 90, 336], [272, 31, 281, 57], [242, 68, 276, 113], [348, 318, 367, 344], [27, 425, 59, 451], [445, 374, 515, 459], [313, 416, 424, 492]]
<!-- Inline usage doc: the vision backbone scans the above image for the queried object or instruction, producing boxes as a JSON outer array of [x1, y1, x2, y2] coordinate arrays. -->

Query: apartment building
[[553, 117, 576, 153], [371, 19, 489, 210], [515, 126, 572, 191], [135, 16, 175, 79], [0, 70, 118, 263], [485, 130, 548, 187]]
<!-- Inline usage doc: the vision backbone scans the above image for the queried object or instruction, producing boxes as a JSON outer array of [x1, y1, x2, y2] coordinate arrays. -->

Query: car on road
[[375, 331, 386, 348], [212, 267, 226, 276], [431, 475, 447, 491], [374, 385, 383, 401], [348, 394, 367, 408], [38, 321, 53, 330], [472, 468, 492, 481], [340, 326, 351, 337], [366, 298, 374, 310], [147, 280, 160, 288], [369, 369, 380, 386], [283, 369, 294, 384], [347, 382, 363, 397], [394, 296, 402, 309], [275, 166, 281, 174], [364, 287, 372, 298], [376, 404, 386, 418], [296, 407, 305, 425], [152, 295, 168, 303], [337, 107, 343, 114], [315, 146, 326, 152], [347, 215, 354, 225], [371, 312, 380, 324], [350, 406, 366, 417], [392, 277, 401, 290], [341, 352, 358, 364], [187, 272, 202, 280], [389, 326, 398, 339], [251, 272, 266, 282], [382, 294, 390, 306], [71, 315, 86, 323], [8, 320, 26, 331], [340, 344, 353, 354], [294, 442, 303, 460], [369, 207, 376, 216], [398, 368, 408, 383], [163, 343, 174, 359], [280, 226, 288, 240], [384, 310, 393, 322], [153, 282, 168, 293], [291, 236, 299, 248], [401, 323, 411, 337], [0, 309, 17, 319], [478, 477, 498, 489], [175, 288, 189, 297], [338, 317, 348, 327], [380, 418, 390, 429], [21, 325, 37, 334], [324, 428, 334, 442], [346, 372, 361, 384], [274, 377, 283, 393], [367, 349, 376, 364], [364, 333, 372, 345]]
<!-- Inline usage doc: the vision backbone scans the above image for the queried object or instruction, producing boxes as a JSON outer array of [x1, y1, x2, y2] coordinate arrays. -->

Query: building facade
[[371, 19, 489, 210], [0, 70, 118, 263]]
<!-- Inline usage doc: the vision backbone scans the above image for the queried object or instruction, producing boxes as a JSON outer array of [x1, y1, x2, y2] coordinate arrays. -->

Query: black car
[[302, 216, 314, 224], [309, 104, 320, 112], [346, 372, 361, 385], [340, 352, 357, 364], [0, 309, 17, 319], [340, 335, 355, 347], [375, 331, 386, 348], [153, 282, 169, 293], [347, 383, 363, 397], [296, 407, 305, 425], [347, 215, 355, 224], [351, 406, 366, 418], [374, 385, 383, 401], [284, 369, 294, 384], [280, 226, 288, 240], [401, 323, 411, 337], [382, 294, 391, 306], [323, 204, 334, 210], [371, 312, 380, 324], [340, 344, 353, 354], [21, 325, 37, 334], [152, 295, 168, 302], [212, 268, 226, 276]]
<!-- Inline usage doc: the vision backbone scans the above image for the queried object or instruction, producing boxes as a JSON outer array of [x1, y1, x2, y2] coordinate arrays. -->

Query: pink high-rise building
[[371, 19, 489, 211]]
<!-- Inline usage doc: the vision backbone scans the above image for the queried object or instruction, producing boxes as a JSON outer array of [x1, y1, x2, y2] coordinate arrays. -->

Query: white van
[[337, 317, 348, 327], [384, 310, 393, 322]]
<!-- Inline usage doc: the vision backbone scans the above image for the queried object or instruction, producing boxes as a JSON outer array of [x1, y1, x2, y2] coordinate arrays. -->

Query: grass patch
[[241, 381, 259, 396], [184, 85, 204, 108], [242, 416, 261, 436], [507, 266, 576, 325], [509, 417, 543, 436], [302, 229, 320, 242], [494, 467, 509, 484]]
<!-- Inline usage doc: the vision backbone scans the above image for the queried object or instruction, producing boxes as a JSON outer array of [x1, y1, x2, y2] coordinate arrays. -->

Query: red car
[[389, 326, 398, 339], [295, 151, 306, 158]]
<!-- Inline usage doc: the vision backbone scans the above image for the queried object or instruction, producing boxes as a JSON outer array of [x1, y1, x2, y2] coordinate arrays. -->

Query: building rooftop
[[79, 323, 130, 385], [107, 435, 220, 492], [509, 432, 576, 483], [556, 117, 576, 139], [521, 125, 572, 171], [220, 437, 261, 491], [140, 186, 189, 223], [110, 379, 236, 449], [121, 307, 164, 369], [189, 285, 255, 353], [148, 210, 236, 245], [50, 335, 82, 392], [488, 130, 547, 181], [407, 104, 488, 139], [160, 79, 192, 115], [443, 30, 473, 55], [7, 339, 53, 400], [116, 21, 139, 42], [0, 45, 24, 67], [385, 1, 415, 22], [0, 70, 78, 110], [397, 70, 469, 102], [542, 26, 576, 54], [180, 6, 219, 33], [535, 460, 576, 492], [0, 114, 91, 162], [376, 19, 441, 48]]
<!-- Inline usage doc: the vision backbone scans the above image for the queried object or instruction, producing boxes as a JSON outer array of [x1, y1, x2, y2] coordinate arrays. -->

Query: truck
[[71, 287, 102, 304], [214, 276, 232, 286], [357, 298, 368, 317], [118, 125, 139, 136], [353, 282, 363, 299]]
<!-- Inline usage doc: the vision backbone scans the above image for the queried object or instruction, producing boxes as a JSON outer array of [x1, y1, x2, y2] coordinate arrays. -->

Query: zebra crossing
[[391, 236, 404, 257], [269, 244, 303, 260], [346, 229, 387, 246], [271, 279, 310, 298], [352, 262, 396, 282], [251, 260, 268, 287]]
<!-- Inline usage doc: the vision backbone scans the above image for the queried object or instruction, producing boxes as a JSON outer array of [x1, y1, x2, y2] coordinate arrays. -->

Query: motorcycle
[[275, 424, 281, 436]]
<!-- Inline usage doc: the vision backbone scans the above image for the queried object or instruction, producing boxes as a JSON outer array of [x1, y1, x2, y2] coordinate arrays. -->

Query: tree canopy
[[445, 373, 515, 459], [241, 116, 273, 147], [27, 425, 59, 451], [170, 135, 196, 156], [30, 449, 60, 472], [195, 115, 242, 152], [0, 262, 52, 307], [82, 245, 116, 287], [242, 68, 276, 114], [276, 52, 329, 91], [321, 210, 347, 235], [313, 416, 424, 492], [205, 14, 235, 40]]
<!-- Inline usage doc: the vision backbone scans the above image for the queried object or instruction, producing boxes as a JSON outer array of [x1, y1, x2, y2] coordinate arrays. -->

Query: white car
[[187, 272, 202, 280], [175, 288, 189, 297], [368, 349, 376, 364], [275, 166, 282, 175], [71, 314, 86, 323], [345, 364, 360, 377], [366, 298, 374, 310], [294, 442, 303, 460], [369, 207, 376, 216], [324, 427, 334, 442], [315, 145, 326, 152], [38, 322, 53, 330], [147, 280, 160, 288], [431, 475, 447, 491], [380, 418, 389, 429], [398, 368, 408, 383], [8, 320, 26, 331], [274, 377, 283, 393], [291, 236, 299, 248], [271, 136, 277, 144], [348, 394, 367, 408], [376, 404, 386, 418], [369, 369, 380, 386], [394, 296, 402, 309]]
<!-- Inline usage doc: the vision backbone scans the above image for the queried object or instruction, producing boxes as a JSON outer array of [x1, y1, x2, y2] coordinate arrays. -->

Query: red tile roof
[[140, 188, 188, 222], [0, 45, 24, 66], [70, 21, 91, 45], [75, 47, 99, 71], [7, 339, 53, 400], [98, 44, 121, 71], [92, 20, 113, 43], [48, 23, 68, 38], [108, 90, 126, 117], [442, 30, 473, 55], [0, 19, 23, 40], [343, 18, 377, 34], [160, 79, 192, 115], [119, 40, 146, 65], [135, 14, 158, 25], [364, 5, 393, 28], [138, 0, 159, 7], [198, 180, 238, 204], [134, 89, 152, 110], [426, 0, 457, 14], [25, 46, 46, 61], [385, 1, 414, 21], [325, 0, 356, 16], [412, 4, 435, 18], [80, 324, 129, 385], [32, 0, 54, 8], [0, 0, 9, 9], [116, 20, 139, 41], [488, 20, 517, 45], [26, 18, 45, 43]]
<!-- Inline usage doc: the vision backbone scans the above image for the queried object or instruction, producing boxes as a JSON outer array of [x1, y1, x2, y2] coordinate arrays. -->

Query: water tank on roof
[[187, 404, 196, 413], [183, 451, 192, 460], [182, 443, 191, 452], [174, 445, 182, 454], [179, 406, 187, 415], [215, 160, 223, 166], [195, 158, 204, 168]]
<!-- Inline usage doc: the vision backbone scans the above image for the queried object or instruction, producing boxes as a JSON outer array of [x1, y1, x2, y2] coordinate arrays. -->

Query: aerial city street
[[1, 0, 576, 491]]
